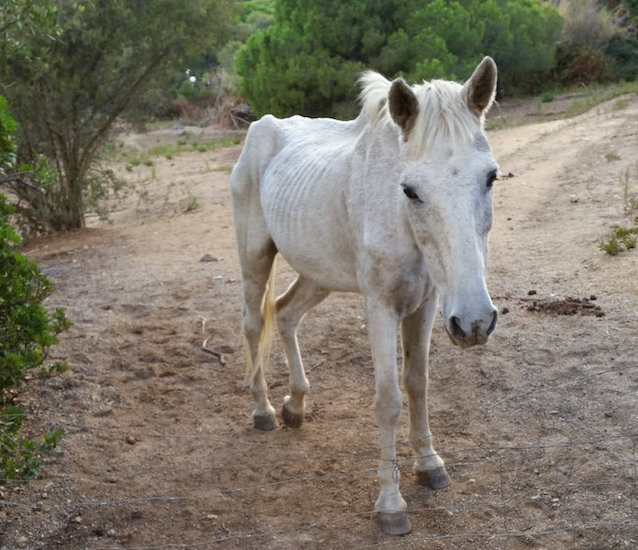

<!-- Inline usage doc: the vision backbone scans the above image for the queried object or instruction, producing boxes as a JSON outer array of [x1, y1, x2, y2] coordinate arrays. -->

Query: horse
[[230, 57, 499, 535]]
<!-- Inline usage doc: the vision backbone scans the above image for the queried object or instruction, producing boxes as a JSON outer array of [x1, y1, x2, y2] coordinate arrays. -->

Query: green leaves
[[0, 195, 68, 386], [237, 0, 564, 118], [0, 96, 17, 171], [1, 0, 236, 230], [0, 190, 69, 479], [0, 403, 67, 480]]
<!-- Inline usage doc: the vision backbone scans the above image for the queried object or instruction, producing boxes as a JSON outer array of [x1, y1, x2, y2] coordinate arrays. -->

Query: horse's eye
[[487, 170, 498, 189], [402, 184, 420, 201]]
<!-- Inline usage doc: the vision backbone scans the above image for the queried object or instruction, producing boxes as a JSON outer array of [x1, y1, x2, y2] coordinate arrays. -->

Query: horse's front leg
[[401, 296, 451, 490], [365, 300, 411, 535]]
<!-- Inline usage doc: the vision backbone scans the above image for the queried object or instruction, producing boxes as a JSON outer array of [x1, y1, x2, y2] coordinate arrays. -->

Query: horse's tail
[[245, 257, 277, 382]]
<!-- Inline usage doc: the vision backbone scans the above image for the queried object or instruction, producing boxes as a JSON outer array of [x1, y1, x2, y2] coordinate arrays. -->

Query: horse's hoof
[[416, 466, 451, 490], [253, 414, 278, 431], [281, 402, 303, 428], [377, 511, 412, 535]]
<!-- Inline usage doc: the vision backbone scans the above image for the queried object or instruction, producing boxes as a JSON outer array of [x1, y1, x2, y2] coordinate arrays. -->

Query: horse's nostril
[[487, 310, 498, 336], [449, 316, 466, 339]]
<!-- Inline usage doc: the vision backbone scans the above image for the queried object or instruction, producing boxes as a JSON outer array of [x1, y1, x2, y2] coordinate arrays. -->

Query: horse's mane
[[358, 71, 482, 157]]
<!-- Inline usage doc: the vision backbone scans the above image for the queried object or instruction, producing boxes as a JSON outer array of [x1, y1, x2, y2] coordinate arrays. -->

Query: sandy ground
[[1, 93, 637, 549]]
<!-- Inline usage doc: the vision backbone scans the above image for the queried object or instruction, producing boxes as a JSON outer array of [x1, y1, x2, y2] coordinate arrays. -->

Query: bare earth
[[2, 94, 637, 549]]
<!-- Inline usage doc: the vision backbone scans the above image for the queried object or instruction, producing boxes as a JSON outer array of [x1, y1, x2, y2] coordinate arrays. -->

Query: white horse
[[230, 57, 499, 535]]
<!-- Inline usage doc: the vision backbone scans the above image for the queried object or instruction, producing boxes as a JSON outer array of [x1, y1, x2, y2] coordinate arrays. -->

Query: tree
[[0, 0, 234, 231], [237, 0, 563, 118], [467, 0, 562, 94], [236, 0, 389, 118]]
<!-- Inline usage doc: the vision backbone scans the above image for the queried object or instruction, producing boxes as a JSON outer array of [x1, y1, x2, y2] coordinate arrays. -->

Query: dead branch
[[202, 337, 226, 366]]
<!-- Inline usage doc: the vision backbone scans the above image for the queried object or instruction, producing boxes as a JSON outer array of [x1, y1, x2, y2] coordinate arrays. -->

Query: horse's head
[[390, 57, 499, 348]]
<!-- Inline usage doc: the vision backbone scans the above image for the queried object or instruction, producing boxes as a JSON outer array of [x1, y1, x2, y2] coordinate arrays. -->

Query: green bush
[[0, 195, 69, 480], [553, 43, 615, 86], [1, 97, 69, 480], [553, 0, 634, 86], [605, 36, 638, 81], [236, 0, 563, 117]]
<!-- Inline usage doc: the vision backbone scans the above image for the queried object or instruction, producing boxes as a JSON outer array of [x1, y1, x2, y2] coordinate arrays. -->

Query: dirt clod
[[524, 296, 605, 317]]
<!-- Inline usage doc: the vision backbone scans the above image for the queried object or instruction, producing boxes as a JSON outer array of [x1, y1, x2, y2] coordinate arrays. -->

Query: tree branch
[[80, 47, 172, 168]]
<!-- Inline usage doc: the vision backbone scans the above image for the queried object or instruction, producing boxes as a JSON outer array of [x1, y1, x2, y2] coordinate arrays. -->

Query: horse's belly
[[259, 132, 361, 290], [262, 187, 358, 291], [276, 232, 359, 292]]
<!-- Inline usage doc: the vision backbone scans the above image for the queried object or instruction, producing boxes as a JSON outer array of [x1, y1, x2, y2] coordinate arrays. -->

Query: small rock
[[73, 516, 82, 523], [126, 435, 137, 445], [200, 253, 218, 263], [527, 289, 537, 296]]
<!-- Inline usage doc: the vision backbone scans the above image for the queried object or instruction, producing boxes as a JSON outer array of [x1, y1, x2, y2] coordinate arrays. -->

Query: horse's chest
[[361, 243, 431, 317]]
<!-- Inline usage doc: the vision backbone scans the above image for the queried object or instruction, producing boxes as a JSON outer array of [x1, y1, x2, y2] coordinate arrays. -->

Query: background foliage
[[236, 0, 565, 117], [0, 0, 235, 231]]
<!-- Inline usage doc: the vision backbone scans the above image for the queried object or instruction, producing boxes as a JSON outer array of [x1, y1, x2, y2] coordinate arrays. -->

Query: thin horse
[[230, 57, 499, 535]]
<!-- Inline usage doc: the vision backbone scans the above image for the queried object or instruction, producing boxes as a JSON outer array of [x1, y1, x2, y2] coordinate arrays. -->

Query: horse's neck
[[357, 117, 401, 172], [351, 120, 414, 245]]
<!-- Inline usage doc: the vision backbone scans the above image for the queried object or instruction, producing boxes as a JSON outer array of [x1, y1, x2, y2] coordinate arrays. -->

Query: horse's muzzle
[[445, 310, 497, 348]]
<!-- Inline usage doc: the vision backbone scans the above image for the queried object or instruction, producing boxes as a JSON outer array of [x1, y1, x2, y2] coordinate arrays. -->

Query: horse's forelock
[[359, 72, 481, 156]]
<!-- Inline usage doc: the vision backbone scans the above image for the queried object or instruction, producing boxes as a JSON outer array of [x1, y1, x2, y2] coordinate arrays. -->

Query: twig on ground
[[202, 337, 226, 365]]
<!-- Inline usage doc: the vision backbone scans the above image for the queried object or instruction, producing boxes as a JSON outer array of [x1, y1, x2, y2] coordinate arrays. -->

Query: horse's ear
[[389, 78, 419, 140], [463, 56, 497, 116]]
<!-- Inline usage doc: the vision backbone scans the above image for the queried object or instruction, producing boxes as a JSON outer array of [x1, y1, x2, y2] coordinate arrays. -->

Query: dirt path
[[2, 95, 637, 549]]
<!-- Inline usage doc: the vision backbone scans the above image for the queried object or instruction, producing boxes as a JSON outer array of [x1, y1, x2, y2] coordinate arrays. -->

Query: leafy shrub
[[0, 194, 69, 479], [553, 0, 632, 86], [1, 98, 69, 480], [236, 0, 562, 118], [557, 0, 622, 46], [605, 35, 638, 81], [553, 43, 615, 85], [599, 222, 638, 255]]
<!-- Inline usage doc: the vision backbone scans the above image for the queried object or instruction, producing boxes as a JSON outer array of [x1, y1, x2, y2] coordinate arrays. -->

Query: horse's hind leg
[[239, 240, 278, 430], [276, 275, 329, 428], [401, 297, 451, 490]]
